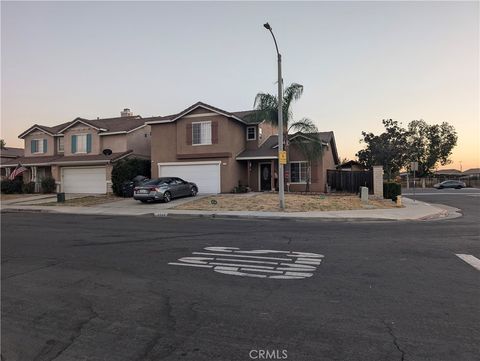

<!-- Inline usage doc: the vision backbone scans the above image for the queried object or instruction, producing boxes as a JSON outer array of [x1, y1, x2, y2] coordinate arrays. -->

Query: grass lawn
[[39, 195, 123, 207], [173, 193, 399, 212]]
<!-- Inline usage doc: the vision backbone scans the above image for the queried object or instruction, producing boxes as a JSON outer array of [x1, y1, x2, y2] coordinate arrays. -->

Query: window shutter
[[71, 135, 77, 153], [31, 140, 36, 153], [186, 124, 192, 145], [311, 161, 318, 182], [86, 134, 92, 153], [43, 139, 47, 153], [212, 121, 218, 144]]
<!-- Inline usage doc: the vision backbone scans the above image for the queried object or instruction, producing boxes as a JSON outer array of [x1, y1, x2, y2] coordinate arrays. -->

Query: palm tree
[[254, 83, 321, 191], [253, 83, 317, 139]]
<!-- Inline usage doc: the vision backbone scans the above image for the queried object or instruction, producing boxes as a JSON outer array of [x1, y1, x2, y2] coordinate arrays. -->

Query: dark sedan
[[133, 177, 198, 203], [433, 180, 466, 189]]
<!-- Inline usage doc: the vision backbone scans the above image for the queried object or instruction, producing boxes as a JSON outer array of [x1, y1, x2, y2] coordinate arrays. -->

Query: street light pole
[[264, 22, 285, 210]]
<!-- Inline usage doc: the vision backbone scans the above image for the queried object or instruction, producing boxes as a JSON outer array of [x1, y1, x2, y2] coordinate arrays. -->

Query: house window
[[192, 121, 212, 145], [31, 139, 45, 154], [76, 134, 87, 153], [57, 137, 64, 152], [290, 161, 309, 183], [246, 126, 256, 141], [72, 134, 92, 153]]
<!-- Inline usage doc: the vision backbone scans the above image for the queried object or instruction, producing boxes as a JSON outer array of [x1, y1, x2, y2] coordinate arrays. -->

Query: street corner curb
[[153, 211, 397, 222], [1, 207, 57, 214], [419, 206, 462, 221]]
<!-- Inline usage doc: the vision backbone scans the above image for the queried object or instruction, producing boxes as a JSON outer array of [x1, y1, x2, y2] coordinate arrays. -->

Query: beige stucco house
[[146, 102, 339, 194], [1, 109, 150, 193]]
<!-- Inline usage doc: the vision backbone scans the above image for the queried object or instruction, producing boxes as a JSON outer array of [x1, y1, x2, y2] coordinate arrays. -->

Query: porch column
[[270, 160, 275, 191], [247, 161, 251, 188], [5, 168, 11, 177]]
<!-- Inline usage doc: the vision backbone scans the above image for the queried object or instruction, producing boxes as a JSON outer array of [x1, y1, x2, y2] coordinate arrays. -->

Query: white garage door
[[62, 167, 107, 194], [158, 162, 221, 194]]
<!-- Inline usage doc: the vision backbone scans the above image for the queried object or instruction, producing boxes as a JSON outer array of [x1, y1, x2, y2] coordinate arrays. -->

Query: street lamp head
[[263, 22, 271, 30]]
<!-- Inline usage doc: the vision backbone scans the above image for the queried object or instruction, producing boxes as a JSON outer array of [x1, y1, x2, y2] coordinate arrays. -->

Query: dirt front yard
[[173, 193, 398, 212]]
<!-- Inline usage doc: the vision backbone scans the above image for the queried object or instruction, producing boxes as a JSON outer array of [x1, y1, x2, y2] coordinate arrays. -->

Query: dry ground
[[1, 194, 40, 201], [39, 195, 123, 207], [174, 193, 399, 212]]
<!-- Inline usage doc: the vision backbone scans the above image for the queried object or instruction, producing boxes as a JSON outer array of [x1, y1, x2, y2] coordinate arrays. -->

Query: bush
[[383, 182, 401, 201], [22, 181, 36, 194], [1, 179, 23, 194], [111, 158, 151, 196], [41, 177, 56, 193]]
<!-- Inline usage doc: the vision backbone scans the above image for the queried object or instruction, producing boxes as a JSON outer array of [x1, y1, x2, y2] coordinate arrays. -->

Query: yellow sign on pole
[[278, 151, 287, 165]]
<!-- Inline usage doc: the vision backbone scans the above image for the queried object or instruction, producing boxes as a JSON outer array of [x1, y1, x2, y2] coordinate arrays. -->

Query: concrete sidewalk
[[0, 196, 460, 221]]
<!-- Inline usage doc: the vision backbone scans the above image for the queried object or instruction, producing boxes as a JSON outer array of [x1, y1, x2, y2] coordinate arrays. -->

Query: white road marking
[[169, 247, 324, 280], [455, 254, 480, 271], [192, 252, 292, 261]]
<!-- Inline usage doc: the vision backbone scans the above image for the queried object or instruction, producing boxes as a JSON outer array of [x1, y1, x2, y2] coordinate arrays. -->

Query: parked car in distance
[[433, 180, 466, 189], [133, 177, 198, 203], [121, 175, 149, 197]]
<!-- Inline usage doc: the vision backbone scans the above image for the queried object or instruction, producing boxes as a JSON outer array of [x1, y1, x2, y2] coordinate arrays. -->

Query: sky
[[1, 1, 479, 170]]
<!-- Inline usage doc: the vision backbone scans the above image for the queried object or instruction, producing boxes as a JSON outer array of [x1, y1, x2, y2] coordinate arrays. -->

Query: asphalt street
[[1, 188, 479, 361]]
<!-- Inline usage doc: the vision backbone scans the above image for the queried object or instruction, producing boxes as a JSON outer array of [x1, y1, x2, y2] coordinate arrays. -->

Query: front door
[[260, 163, 272, 191]]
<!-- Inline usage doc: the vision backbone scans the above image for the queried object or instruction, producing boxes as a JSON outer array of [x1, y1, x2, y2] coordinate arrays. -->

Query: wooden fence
[[326, 170, 374, 194]]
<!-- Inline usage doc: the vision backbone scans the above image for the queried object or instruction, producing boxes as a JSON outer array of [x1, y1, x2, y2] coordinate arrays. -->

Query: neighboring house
[[1, 109, 150, 193], [0, 146, 24, 178], [146, 101, 339, 194], [337, 160, 367, 171], [434, 169, 462, 178]]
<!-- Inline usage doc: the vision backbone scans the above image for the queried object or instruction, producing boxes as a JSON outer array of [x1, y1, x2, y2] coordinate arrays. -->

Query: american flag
[[8, 164, 28, 180], [169, 247, 324, 279]]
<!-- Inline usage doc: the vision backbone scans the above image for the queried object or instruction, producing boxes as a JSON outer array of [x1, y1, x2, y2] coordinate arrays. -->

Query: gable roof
[[0, 147, 24, 158], [237, 131, 340, 164], [19, 115, 145, 138], [236, 131, 340, 164], [144, 102, 261, 125]]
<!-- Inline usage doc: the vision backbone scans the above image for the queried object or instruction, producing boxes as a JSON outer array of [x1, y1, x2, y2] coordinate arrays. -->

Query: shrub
[[1, 179, 23, 194], [383, 182, 401, 201], [22, 181, 36, 194], [111, 158, 151, 196], [41, 177, 56, 193]]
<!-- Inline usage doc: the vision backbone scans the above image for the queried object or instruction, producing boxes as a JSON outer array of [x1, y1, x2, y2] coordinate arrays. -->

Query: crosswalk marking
[[455, 254, 480, 271]]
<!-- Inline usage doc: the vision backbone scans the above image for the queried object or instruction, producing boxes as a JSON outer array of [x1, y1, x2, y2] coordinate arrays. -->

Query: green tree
[[356, 119, 409, 180], [406, 120, 457, 176], [0, 139, 5, 149]]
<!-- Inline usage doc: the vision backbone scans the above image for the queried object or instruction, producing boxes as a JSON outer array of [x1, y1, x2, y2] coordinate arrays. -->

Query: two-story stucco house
[[146, 102, 339, 194], [1, 109, 150, 193]]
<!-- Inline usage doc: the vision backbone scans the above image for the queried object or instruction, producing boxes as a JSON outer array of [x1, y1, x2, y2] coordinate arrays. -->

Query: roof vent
[[121, 108, 133, 117]]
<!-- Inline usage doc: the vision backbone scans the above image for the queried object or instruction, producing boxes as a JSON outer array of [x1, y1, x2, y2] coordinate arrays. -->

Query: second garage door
[[158, 162, 221, 194], [62, 167, 107, 194]]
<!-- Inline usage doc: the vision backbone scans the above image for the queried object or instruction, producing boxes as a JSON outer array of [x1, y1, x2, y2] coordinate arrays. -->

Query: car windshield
[[143, 178, 170, 186]]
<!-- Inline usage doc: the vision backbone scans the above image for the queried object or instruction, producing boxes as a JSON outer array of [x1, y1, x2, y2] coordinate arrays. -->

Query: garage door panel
[[62, 167, 106, 194], [158, 163, 220, 194]]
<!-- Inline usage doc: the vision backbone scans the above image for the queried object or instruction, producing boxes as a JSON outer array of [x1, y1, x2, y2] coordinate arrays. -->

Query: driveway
[[94, 194, 210, 211]]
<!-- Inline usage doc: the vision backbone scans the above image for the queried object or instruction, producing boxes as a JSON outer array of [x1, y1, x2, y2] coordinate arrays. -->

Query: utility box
[[360, 187, 369, 204], [57, 192, 65, 203]]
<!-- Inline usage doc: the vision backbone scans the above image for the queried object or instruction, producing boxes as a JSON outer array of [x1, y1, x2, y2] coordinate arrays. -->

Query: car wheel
[[191, 187, 198, 197], [163, 191, 171, 203], [140, 200, 148, 203], [456, 186, 462, 189]]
